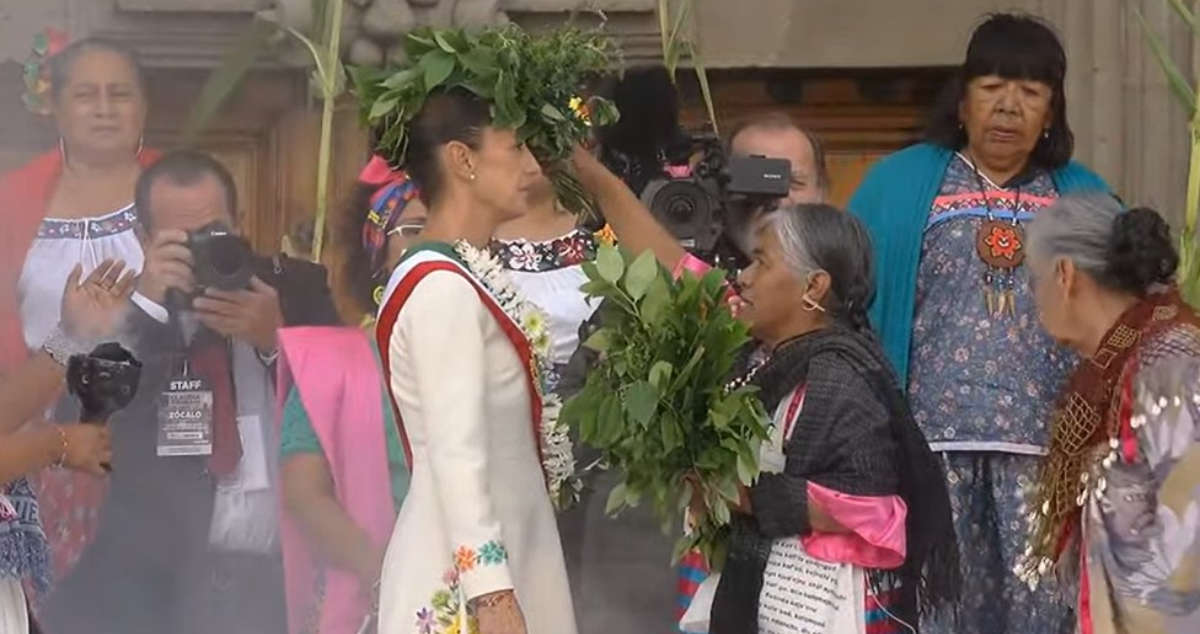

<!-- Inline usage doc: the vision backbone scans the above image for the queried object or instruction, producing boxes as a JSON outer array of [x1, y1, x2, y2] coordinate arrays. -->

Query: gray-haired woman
[[701, 205, 960, 633], [1019, 194, 1200, 633]]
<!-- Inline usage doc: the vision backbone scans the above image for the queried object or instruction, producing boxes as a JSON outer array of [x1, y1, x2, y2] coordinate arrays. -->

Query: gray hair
[[771, 209, 822, 279], [765, 204, 875, 331], [1026, 193, 1120, 280], [1027, 193, 1178, 294]]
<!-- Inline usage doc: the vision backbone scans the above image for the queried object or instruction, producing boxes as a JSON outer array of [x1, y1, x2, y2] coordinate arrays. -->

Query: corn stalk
[[1135, 0, 1200, 305], [182, 0, 347, 264], [658, 0, 718, 136]]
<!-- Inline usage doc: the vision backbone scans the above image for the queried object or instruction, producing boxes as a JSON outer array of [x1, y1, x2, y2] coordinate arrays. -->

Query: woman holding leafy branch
[[355, 24, 625, 634], [564, 146, 960, 631], [703, 206, 959, 633]]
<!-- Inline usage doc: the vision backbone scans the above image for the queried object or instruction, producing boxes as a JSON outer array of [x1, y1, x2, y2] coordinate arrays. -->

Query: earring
[[135, 135, 144, 157], [469, 172, 477, 181], [801, 294, 826, 313], [1043, 128, 1050, 139], [58, 137, 68, 163]]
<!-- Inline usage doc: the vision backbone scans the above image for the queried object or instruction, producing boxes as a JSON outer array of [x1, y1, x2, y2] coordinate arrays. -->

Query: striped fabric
[[865, 580, 906, 634], [675, 555, 909, 633], [675, 552, 709, 632]]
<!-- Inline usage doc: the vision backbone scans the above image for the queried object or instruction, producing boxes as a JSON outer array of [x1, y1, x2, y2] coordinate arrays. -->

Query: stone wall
[[0, 0, 1193, 226]]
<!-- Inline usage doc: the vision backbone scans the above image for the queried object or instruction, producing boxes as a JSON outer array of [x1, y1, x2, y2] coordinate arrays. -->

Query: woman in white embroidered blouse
[[0, 37, 159, 590]]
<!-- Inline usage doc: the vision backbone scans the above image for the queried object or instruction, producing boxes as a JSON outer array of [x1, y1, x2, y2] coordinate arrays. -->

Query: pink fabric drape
[[276, 327, 396, 634], [803, 482, 907, 568]]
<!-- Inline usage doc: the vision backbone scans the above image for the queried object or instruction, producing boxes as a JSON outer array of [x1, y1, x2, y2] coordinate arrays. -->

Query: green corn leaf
[[1135, 8, 1197, 114], [689, 41, 720, 136], [1168, 0, 1198, 33], [181, 19, 278, 145]]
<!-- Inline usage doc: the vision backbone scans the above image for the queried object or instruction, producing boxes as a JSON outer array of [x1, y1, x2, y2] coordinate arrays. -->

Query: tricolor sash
[[374, 243, 546, 481]]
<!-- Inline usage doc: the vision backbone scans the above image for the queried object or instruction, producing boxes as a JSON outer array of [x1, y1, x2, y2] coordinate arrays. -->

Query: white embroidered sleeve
[[394, 271, 513, 600]]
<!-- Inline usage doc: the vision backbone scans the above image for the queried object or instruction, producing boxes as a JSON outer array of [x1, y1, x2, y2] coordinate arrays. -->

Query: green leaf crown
[[351, 24, 621, 214]]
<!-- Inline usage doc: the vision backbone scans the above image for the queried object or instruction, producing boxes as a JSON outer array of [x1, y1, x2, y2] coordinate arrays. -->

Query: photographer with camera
[[0, 258, 134, 633], [43, 150, 339, 634]]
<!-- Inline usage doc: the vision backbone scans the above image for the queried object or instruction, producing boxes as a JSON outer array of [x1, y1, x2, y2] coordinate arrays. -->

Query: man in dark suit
[[43, 150, 340, 634]]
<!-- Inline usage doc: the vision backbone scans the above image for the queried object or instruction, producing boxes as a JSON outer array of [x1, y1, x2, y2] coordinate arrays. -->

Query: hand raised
[[61, 259, 137, 340]]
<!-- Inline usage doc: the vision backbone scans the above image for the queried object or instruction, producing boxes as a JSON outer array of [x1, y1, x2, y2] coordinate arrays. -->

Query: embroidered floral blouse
[[907, 155, 1074, 453], [489, 228, 604, 372]]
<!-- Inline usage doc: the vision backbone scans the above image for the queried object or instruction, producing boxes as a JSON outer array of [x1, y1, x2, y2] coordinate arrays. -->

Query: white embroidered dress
[[375, 243, 576, 634]]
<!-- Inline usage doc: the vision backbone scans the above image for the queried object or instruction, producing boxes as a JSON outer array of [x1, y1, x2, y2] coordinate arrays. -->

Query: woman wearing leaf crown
[[367, 68, 606, 634], [357, 25, 620, 634]]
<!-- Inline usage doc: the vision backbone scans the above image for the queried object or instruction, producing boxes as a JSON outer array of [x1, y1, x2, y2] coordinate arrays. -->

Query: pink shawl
[[276, 327, 396, 634]]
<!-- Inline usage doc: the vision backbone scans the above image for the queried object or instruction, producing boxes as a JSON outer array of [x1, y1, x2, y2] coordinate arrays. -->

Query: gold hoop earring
[[801, 294, 826, 313]]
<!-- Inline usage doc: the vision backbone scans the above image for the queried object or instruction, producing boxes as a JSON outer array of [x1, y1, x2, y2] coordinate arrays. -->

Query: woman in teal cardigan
[[849, 13, 1109, 634]]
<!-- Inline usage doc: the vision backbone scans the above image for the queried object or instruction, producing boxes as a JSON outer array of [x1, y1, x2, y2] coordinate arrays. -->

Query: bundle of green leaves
[[350, 24, 620, 216], [561, 245, 769, 570]]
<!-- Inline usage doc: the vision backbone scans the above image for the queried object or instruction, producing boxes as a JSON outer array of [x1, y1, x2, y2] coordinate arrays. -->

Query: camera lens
[[209, 235, 251, 277], [664, 192, 697, 223]]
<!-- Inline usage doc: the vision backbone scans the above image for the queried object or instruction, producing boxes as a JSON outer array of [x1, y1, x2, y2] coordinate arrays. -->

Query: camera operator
[[44, 150, 339, 634]]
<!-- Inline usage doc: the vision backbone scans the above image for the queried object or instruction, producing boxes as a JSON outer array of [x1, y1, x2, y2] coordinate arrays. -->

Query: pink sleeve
[[672, 252, 712, 279], [672, 253, 744, 314], [800, 481, 907, 569]]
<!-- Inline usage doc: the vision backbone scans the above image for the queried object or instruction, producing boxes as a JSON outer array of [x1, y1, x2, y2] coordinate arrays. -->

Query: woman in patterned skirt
[[849, 13, 1110, 633]]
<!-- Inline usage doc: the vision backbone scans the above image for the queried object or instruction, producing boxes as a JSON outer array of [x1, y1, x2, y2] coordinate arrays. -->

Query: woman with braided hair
[[1019, 194, 1200, 633]]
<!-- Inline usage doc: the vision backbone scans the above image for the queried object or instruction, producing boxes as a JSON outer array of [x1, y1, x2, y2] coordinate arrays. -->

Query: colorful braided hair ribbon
[[360, 155, 420, 281]]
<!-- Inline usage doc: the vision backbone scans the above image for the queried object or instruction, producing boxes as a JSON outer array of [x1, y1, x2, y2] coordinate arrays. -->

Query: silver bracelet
[[41, 324, 93, 367]]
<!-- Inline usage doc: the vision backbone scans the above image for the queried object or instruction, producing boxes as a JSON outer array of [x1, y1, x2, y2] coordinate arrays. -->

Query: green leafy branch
[[352, 25, 621, 217], [560, 245, 769, 571], [1134, 0, 1200, 305]]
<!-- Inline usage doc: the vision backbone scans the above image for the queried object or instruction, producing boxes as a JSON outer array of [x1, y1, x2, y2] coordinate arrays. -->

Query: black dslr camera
[[639, 133, 791, 270], [170, 222, 255, 308]]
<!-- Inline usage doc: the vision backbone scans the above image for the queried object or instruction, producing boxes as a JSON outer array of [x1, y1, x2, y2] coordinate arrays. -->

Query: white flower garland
[[454, 240, 581, 510]]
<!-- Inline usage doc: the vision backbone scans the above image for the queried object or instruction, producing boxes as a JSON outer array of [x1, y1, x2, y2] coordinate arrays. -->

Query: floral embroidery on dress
[[454, 242, 581, 509], [453, 539, 508, 574], [488, 228, 599, 273], [415, 567, 480, 634], [476, 539, 508, 566], [36, 206, 138, 240]]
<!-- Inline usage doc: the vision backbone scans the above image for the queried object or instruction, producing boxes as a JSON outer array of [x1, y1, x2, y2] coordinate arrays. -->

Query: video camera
[[639, 133, 791, 270]]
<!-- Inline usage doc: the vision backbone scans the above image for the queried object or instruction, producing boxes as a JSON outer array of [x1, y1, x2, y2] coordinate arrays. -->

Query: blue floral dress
[[910, 154, 1076, 634]]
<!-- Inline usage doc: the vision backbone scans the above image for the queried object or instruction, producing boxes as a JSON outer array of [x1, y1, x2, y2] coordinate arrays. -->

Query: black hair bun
[[1106, 207, 1178, 293]]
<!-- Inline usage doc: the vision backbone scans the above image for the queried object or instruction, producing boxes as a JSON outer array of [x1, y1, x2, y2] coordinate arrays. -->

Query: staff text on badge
[[157, 376, 214, 457]]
